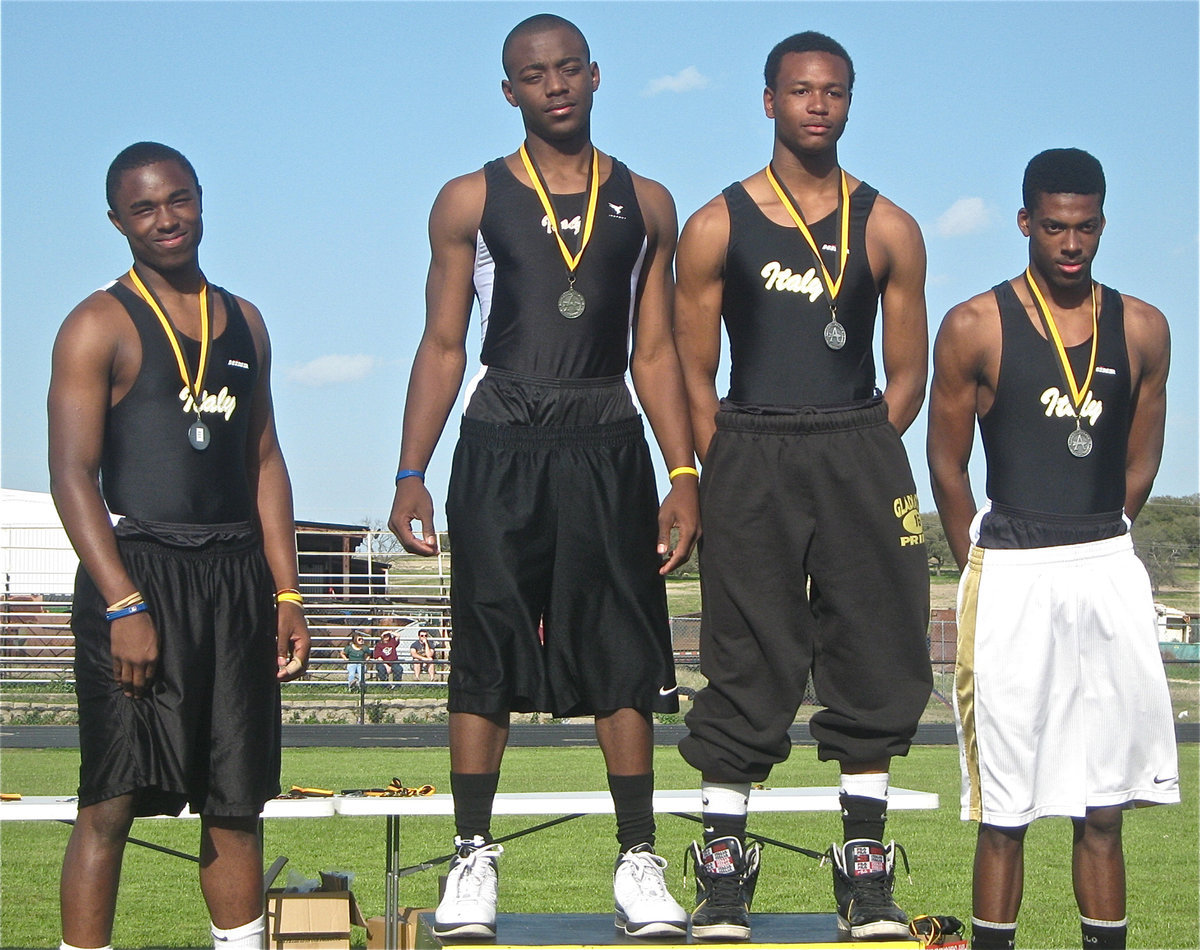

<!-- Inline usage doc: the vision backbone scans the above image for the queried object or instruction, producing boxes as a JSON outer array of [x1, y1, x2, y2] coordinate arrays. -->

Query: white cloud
[[936, 197, 993, 238], [642, 66, 709, 97], [286, 354, 378, 386]]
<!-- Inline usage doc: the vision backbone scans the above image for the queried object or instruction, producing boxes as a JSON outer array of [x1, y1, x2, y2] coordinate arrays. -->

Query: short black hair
[[764, 31, 854, 91], [1022, 148, 1106, 212], [106, 142, 200, 211], [502, 13, 590, 78]]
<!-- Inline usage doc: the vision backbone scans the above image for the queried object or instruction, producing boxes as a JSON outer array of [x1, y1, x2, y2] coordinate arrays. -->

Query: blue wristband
[[395, 469, 425, 483], [105, 601, 149, 622]]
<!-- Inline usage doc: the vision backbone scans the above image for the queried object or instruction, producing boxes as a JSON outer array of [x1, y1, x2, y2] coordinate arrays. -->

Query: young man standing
[[674, 32, 932, 941], [387, 15, 698, 940], [928, 148, 1178, 950], [48, 142, 309, 950]]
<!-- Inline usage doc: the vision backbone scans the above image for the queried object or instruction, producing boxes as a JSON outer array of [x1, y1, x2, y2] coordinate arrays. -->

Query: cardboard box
[[266, 889, 367, 949], [365, 908, 434, 950]]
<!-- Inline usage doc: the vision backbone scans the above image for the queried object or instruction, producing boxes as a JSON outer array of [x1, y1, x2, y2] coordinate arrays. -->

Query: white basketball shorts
[[954, 532, 1180, 826]]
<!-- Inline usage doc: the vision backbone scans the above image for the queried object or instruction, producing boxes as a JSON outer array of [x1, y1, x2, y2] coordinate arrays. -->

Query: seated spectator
[[410, 629, 438, 681], [373, 630, 403, 685]]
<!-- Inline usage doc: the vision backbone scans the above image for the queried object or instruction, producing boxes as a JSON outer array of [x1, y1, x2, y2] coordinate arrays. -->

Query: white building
[[0, 488, 97, 595]]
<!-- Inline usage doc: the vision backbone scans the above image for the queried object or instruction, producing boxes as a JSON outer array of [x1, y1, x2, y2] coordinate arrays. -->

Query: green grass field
[[1, 744, 1196, 949]]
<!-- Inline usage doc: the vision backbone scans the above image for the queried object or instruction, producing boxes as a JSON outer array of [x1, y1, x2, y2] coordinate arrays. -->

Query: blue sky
[[3, 1, 1197, 527]]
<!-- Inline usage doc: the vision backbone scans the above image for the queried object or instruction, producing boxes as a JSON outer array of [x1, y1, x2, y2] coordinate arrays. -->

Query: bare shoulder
[[935, 288, 1001, 364], [941, 288, 999, 335], [54, 285, 130, 353], [626, 167, 677, 249], [1119, 291, 1170, 344], [430, 168, 487, 240], [230, 292, 270, 355], [231, 292, 264, 326], [680, 192, 731, 245], [1118, 291, 1170, 375], [866, 191, 924, 245]]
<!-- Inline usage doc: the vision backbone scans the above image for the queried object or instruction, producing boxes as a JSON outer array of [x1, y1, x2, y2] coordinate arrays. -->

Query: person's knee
[[74, 797, 135, 845], [978, 822, 1027, 856], [1078, 807, 1123, 843]]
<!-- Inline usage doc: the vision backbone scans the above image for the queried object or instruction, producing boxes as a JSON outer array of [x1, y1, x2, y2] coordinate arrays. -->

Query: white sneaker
[[433, 835, 503, 938], [613, 843, 688, 937]]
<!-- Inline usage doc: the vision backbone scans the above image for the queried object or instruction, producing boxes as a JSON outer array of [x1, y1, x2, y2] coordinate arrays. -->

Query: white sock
[[211, 914, 266, 948], [701, 782, 751, 816], [840, 771, 889, 802], [60, 943, 113, 950]]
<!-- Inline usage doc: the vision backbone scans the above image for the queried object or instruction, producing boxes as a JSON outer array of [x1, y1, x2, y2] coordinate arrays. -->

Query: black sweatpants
[[679, 402, 932, 782]]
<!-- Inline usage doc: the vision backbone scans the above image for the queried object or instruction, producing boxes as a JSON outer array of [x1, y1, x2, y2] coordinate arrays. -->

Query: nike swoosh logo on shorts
[[1153, 775, 1177, 785], [659, 686, 678, 696]]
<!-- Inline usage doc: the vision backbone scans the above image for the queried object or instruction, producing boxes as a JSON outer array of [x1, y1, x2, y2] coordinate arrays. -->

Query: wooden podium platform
[[415, 912, 926, 948]]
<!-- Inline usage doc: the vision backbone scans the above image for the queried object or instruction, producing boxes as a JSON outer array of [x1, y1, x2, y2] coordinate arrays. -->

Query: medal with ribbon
[[519, 143, 600, 319], [127, 267, 213, 451], [1024, 267, 1099, 458], [765, 164, 851, 349]]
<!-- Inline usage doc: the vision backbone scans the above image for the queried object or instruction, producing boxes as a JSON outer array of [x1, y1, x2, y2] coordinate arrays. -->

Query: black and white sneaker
[[830, 838, 909, 939], [433, 835, 503, 939], [687, 836, 761, 941]]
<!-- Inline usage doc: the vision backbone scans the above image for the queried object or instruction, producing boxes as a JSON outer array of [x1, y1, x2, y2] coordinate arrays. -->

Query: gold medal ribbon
[[765, 165, 851, 305], [127, 267, 210, 407], [1024, 267, 1098, 414], [518, 143, 600, 277]]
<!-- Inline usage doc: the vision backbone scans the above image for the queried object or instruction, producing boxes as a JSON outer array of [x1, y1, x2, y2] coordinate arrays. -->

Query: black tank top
[[475, 157, 647, 379], [101, 280, 259, 524], [979, 280, 1130, 527], [721, 179, 880, 408]]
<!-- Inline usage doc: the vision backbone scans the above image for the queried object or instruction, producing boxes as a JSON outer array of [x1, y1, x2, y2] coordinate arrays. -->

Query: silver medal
[[188, 420, 211, 451], [823, 320, 846, 350], [558, 288, 586, 319], [1067, 427, 1093, 458]]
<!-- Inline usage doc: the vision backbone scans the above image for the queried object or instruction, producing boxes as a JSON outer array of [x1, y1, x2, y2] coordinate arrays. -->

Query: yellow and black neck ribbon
[[1024, 267, 1098, 418], [127, 266, 210, 409], [518, 143, 600, 281], [764, 164, 851, 311]]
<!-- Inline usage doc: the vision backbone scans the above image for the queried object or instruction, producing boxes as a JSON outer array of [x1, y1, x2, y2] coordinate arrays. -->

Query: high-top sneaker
[[830, 838, 909, 939], [687, 836, 761, 941], [613, 843, 688, 937], [433, 835, 503, 939]]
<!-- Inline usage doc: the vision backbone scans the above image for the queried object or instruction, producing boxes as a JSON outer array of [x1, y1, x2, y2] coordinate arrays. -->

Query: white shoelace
[[451, 842, 503, 900], [620, 849, 670, 898]]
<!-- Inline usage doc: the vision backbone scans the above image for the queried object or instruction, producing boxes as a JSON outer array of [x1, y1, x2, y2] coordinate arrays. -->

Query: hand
[[276, 600, 310, 682], [388, 479, 439, 556], [110, 610, 159, 699], [656, 477, 700, 575]]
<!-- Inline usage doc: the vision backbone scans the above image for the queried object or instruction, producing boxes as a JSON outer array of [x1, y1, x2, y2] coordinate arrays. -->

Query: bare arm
[[869, 199, 928, 434], [672, 195, 729, 463], [1122, 295, 1170, 521], [928, 295, 995, 570], [387, 173, 484, 555], [628, 174, 699, 573], [241, 300, 310, 680], [48, 294, 159, 698]]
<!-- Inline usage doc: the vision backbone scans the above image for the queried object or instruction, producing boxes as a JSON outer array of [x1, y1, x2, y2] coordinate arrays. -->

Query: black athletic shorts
[[680, 402, 932, 780], [444, 369, 678, 717], [72, 525, 281, 817]]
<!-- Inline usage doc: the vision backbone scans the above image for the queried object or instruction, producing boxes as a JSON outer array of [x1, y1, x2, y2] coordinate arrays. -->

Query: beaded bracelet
[[395, 469, 425, 483], [106, 601, 149, 622], [668, 465, 700, 481]]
